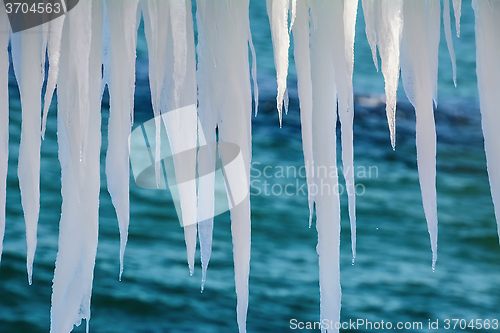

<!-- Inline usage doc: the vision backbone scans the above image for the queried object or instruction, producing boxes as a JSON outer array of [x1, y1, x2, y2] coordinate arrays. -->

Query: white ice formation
[[0, 1, 499, 333]]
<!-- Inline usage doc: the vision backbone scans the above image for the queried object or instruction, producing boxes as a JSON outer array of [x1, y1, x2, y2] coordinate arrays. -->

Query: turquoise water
[[1, 2, 499, 332]]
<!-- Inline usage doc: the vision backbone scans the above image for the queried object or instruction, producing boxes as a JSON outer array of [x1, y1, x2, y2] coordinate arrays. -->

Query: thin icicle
[[50, 1, 103, 332], [105, 0, 139, 281], [196, 1, 252, 331], [11, 25, 45, 285], [267, 0, 291, 126], [292, 0, 314, 227], [453, 0, 462, 36], [400, 0, 441, 270], [41, 16, 65, 139], [473, 0, 500, 243], [443, 0, 458, 87], [0, 7, 9, 265], [342, 0, 358, 263]]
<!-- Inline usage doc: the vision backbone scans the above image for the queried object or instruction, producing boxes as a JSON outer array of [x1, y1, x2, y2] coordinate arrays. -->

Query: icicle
[[362, 0, 403, 150], [473, 0, 500, 243], [50, 1, 103, 332], [41, 16, 65, 139], [105, 0, 139, 280], [196, 1, 252, 331], [453, 0, 462, 36], [11, 24, 45, 285], [342, 0, 358, 263], [292, 0, 314, 227], [196, 2, 218, 291], [267, 0, 291, 126], [309, 1, 344, 330], [150, 0, 199, 277], [400, 0, 441, 270], [443, 0, 458, 87], [0, 7, 9, 265]]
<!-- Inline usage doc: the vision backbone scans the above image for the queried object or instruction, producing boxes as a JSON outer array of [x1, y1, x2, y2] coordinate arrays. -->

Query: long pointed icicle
[[105, 0, 139, 281], [309, 1, 343, 331], [11, 24, 44, 285], [196, 1, 252, 331], [400, 0, 441, 270], [473, 0, 500, 243], [0, 8, 9, 265], [157, 0, 198, 277], [267, 0, 291, 126], [362, 0, 403, 150], [196, 2, 219, 290], [341, 0, 358, 262], [443, 0, 458, 87], [51, 1, 103, 332], [292, 1, 315, 227]]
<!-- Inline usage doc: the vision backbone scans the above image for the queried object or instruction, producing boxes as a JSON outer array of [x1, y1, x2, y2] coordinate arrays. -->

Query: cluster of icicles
[[0, 0, 499, 332]]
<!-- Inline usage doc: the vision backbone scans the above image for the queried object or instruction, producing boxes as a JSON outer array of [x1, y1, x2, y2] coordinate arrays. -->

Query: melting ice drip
[[0, 0, 498, 333]]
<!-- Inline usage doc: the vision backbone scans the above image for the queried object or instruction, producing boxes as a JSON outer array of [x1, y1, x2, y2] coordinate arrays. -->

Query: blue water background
[[0, 1, 499, 332]]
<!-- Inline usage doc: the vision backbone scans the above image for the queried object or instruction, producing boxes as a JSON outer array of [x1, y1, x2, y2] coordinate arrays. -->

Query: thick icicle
[[0, 8, 9, 265], [143, 0, 199, 277], [362, 0, 403, 149], [41, 16, 65, 139], [400, 0, 441, 269], [292, 1, 314, 227], [11, 24, 45, 285], [145, 0, 199, 277], [443, 0, 458, 87], [105, 0, 139, 280], [453, 0, 462, 36], [51, 1, 103, 332], [267, 0, 291, 126], [473, 0, 500, 243], [196, 1, 252, 331], [309, 1, 343, 331], [167, 0, 198, 277]]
